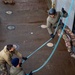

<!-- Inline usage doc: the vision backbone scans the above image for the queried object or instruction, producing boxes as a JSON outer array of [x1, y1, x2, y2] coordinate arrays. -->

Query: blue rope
[[32, 0, 74, 73], [22, 1, 66, 64], [26, 74, 29, 75], [22, 38, 52, 63], [22, 9, 64, 64], [25, 0, 74, 74], [22, 15, 63, 63]]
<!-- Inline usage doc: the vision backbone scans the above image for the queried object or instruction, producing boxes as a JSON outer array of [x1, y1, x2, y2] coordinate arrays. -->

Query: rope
[[53, 14, 63, 35], [22, 0, 65, 64], [22, 38, 52, 63], [25, 0, 74, 75], [32, 0, 74, 73]]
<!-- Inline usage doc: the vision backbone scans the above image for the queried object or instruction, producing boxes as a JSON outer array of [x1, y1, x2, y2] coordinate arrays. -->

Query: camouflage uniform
[[0, 46, 22, 75], [46, 11, 75, 52], [10, 66, 25, 75]]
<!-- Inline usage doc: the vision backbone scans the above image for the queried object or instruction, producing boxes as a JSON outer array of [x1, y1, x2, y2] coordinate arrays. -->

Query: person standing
[[0, 44, 27, 75]]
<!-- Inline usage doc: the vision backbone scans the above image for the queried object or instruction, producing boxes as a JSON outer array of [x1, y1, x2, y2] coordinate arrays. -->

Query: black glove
[[62, 8, 67, 14], [19, 63, 22, 67], [50, 34, 55, 38], [22, 57, 27, 61], [29, 71, 33, 75]]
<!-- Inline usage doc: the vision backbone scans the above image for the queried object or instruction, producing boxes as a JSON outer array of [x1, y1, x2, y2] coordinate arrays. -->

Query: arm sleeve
[[46, 17, 52, 35], [14, 50, 22, 58], [4, 55, 12, 66]]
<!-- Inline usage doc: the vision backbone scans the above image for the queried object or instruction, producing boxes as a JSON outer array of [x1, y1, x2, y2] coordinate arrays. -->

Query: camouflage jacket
[[0, 46, 22, 66]]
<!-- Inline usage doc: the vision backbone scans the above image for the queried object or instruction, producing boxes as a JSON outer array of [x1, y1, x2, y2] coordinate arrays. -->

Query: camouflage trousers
[[0, 63, 8, 75], [58, 26, 75, 52]]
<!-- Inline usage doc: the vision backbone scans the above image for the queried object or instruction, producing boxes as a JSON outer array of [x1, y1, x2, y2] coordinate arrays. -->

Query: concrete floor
[[0, 0, 75, 75]]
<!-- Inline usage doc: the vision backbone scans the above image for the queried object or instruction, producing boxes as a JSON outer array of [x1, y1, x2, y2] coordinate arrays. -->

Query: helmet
[[48, 8, 56, 15], [11, 58, 19, 67]]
